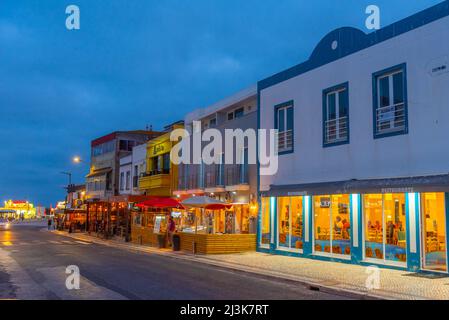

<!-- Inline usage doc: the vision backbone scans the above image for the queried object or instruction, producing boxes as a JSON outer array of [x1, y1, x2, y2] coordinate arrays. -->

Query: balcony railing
[[376, 103, 406, 134], [277, 130, 293, 153], [325, 116, 348, 144]]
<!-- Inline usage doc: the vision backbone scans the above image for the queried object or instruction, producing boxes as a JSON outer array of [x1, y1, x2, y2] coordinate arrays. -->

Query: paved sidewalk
[[52, 230, 449, 300]]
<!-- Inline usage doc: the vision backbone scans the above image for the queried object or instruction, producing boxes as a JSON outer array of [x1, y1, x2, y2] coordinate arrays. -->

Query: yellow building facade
[[138, 122, 184, 197], [0, 200, 36, 219]]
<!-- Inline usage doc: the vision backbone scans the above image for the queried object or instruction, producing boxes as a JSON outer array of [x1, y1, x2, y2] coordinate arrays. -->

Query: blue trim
[[257, 1, 449, 91], [405, 193, 420, 272], [322, 82, 350, 148], [303, 196, 313, 255], [445, 193, 449, 275], [372, 63, 409, 139], [271, 197, 278, 250], [274, 100, 295, 156], [350, 194, 363, 263]]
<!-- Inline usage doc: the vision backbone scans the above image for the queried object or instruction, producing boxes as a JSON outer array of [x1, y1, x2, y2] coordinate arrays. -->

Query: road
[[0, 223, 350, 300]]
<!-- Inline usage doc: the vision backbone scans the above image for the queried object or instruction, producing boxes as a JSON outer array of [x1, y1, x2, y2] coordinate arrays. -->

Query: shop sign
[[151, 141, 171, 157], [154, 216, 163, 233], [320, 197, 331, 208], [381, 187, 414, 194], [288, 191, 308, 196]]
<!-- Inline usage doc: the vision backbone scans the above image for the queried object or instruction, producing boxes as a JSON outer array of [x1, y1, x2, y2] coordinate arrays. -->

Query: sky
[[0, 0, 443, 206]]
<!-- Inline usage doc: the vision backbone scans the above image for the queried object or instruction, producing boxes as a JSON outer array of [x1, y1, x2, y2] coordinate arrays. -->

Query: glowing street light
[[73, 156, 83, 164]]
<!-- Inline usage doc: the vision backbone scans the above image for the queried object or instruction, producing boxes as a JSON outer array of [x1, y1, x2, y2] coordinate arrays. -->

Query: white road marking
[[74, 241, 91, 245]]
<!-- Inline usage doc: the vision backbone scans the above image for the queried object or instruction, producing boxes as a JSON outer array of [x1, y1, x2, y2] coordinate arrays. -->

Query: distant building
[[86, 130, 162, 200]]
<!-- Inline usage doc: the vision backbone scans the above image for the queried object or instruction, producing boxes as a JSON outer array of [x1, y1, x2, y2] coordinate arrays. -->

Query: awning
[[136, 197, 185, 209], [262, 174, 449, 197], [86, 168, 112, 178]]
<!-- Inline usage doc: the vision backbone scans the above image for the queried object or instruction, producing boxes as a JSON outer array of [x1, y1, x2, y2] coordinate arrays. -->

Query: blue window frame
[[274, 101, 294, 155], [322, 82, 349, 147], [372, 63, 408, 139]]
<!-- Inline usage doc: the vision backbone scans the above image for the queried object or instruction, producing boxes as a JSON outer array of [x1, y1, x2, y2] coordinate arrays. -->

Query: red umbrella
[[136, 197, 185, 210]]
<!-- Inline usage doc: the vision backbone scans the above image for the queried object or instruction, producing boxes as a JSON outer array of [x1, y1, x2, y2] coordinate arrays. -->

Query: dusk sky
[[0, 0, 442, 206]]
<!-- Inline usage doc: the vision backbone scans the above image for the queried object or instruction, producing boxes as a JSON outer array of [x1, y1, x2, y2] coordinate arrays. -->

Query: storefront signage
[[381, 187, 414, 194], [154, 216, 163, 233], [151, 141, 171, 157], [427, 56, 449, 77], [287, 191, 308, 196]]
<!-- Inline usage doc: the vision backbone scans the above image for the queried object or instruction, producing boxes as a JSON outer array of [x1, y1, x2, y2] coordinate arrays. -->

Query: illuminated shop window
[[277, 196, 304, 251], [421, 193, 447, 272], [364, 194, 407, 264], [314, 195, 351, 256], [260, 198, 271, 246]]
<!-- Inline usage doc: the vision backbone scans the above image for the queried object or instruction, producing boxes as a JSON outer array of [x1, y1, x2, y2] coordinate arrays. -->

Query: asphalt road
[[0, 223, 350, 300]]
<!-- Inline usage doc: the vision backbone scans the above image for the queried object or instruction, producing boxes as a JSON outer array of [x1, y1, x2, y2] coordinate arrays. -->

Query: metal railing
[[376, 103, 406, 134], [325, 116, 348, 144], [277, 130, 293, 153]]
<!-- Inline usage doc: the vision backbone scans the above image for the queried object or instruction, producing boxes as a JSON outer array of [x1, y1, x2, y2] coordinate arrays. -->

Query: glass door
[[277, 196, 303, 251], [421, 193, 447, 272]]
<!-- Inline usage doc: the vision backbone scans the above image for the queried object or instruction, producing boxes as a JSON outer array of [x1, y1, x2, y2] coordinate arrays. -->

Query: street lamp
[[73, 156, 83, 164]]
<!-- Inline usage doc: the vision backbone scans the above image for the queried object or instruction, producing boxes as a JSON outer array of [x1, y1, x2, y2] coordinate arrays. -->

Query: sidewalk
[[53, 230, 449, 300]]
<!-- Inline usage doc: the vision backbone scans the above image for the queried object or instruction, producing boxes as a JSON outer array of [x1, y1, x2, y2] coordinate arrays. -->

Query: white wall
[[119, 155, 132, 195], [131, 144, 147, 195], [260, 16, 449, 191]]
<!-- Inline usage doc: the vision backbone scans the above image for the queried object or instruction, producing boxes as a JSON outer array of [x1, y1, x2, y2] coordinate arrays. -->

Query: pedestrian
[[167, 216, 176, 247], [47, 218, 52, 231]]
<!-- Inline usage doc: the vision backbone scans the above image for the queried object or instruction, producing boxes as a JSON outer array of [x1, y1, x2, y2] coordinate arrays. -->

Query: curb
[[54, 231, 395, 300]]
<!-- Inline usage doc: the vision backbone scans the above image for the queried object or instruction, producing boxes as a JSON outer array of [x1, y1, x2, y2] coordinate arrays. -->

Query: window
[[314, 195, 351, 256], [260, 198, 271, 246], [227, 112, 234, 121], [323, 83, 349, 146], [275, 101, 294, 154], [209, 118, 217, 127], [421, 193, 447, 272], [120, 172, 125, 191], [234, 107, 244, 119], [119, 140, 137, 151], [373, 64, 408, 138], [106, 172, 112, 191], [133, 165, 139, 188], [278, 196, 304, 250], [162, 153, 171, 174], [363, 194, 407, 264], [125, 171, 131, 190]]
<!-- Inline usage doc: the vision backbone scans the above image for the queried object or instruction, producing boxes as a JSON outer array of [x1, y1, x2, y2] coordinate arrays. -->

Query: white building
[[118, 144, 147, 196], [119, 155, 132, 195], [258, 1, 449, 274]]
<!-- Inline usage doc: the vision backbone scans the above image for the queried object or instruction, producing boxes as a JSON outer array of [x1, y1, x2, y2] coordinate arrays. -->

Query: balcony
[[325, 116, 348, 145], [139, 171, 171, 191]]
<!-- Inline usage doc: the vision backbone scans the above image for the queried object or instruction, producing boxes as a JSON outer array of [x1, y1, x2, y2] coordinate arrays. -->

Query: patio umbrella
[[181, 196, 232, 210], [136, 197, 185, 210]]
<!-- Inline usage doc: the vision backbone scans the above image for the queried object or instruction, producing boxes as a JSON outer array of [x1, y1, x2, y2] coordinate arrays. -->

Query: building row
[[64, 1, 449, 274]]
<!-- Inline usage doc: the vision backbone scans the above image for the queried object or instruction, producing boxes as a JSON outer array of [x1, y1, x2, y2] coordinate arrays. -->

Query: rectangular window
[[278, 196, 304, 251], [275, 101, 294, 154], [133, 166, 139, 188], [314, 195, 351, 256], [373, 64, 408, 138], [323, 83, 349, 146], [234, 107, 244, 119], [162, 153, 171, 174], [227, 112, 234, 121], [363, 194, 407, 264], [260, 198, 271, 247], [209, 118, 217, 127], [421, 193, 447, 272], [125, 171, 131, 190], [120, 172, 125, 191]]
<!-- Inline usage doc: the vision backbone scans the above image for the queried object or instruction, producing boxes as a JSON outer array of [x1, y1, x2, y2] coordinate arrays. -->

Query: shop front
[[258, 175, 449, 274], [176, 195, 258, 254]]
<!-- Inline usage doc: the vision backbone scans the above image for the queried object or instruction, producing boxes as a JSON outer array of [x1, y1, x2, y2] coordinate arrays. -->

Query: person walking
[[167, 216, 176, 247], [47, 218, 52, 231]]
